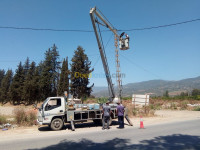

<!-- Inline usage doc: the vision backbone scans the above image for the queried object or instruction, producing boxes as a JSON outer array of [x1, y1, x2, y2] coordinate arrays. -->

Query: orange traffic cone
[[140, 116, 144, 129]]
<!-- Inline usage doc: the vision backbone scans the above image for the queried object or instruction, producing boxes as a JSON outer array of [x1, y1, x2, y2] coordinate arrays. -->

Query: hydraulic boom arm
[[90, 7, 116, 100]]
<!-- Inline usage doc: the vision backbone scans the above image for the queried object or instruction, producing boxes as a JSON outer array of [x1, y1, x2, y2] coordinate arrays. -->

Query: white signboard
[[132, 94, 149, 105]]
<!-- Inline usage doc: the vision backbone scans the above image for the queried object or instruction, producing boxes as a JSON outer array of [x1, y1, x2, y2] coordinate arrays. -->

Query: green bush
[[170, 102, 178, 110], [97, 97, 108, 104], [180, 101, 189, 110], [122, 97, 132, 100], [0, 115, 7, 124], [149, 104, 161, 110], [193, 106, 200, 111]]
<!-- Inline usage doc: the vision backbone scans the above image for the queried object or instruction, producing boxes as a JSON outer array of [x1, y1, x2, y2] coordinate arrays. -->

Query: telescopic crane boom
[[90, 7, 129, 102]]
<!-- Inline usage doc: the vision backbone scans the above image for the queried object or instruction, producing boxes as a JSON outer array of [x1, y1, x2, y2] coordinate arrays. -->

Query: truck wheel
[[51, 118, 63, 131]]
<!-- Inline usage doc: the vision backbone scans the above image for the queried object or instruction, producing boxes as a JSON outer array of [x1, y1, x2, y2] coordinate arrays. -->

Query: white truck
[[36, 97, 118, 131]]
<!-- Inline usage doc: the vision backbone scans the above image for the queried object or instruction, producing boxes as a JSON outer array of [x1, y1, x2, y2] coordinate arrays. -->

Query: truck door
[[44, 98, 64, 119]]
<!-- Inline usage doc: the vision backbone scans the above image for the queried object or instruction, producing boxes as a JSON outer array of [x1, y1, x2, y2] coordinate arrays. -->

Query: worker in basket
[[119, 32, 129, 50]]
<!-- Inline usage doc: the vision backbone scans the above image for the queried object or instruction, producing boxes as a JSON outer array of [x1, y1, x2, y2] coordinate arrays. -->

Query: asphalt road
[[0, 119, 200, 150]]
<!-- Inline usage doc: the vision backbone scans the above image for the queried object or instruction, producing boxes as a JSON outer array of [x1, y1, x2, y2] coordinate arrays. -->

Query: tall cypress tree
[[40, 48, 52, 99], [32, 66, 41, 103], [70, 46, 94, 103], [22, 57, 30, 103], [37, 61, 44, 100], [51, 44, 60, 96], [0, 69, 5, 86], [23, 57, 30, 76], [40, 44, 60, 98], [0, 70, 13, 104], [23, 61, 36, 105], [58, 57, 69, 96], [0, 69, 5, 103], [10, 62, 25, 104]]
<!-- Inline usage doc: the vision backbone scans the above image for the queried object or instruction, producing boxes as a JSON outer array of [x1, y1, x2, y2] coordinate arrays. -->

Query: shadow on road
[[38, 120, 128, 131], [28, 134, 200, 150]]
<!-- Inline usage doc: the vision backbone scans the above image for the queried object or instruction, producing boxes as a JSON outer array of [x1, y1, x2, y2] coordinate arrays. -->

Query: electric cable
[[0, 18, 199, 32], [92, 33, 113, 68], [96, 7, 115, 29], [119, 18, 200, 31], [120, 53, 161, 79], [0, 26, 93, 32]]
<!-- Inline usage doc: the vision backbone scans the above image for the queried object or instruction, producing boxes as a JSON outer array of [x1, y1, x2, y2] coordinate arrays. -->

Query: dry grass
[[122, 100, 156, 117], [85, 99, 97, 104], [13, 108, 37, 126], [150, 99, 200, 110]]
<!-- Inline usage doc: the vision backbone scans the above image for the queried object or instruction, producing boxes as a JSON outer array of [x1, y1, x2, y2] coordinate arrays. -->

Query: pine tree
[[22, 57, 30, 103], [0, 69, 5, 86], [0, 70, 13, 104], [40, 49, 52, 99], [23, 61, 36, 105], [58, 57, 69, 96], [70, 46, 94, 103], [0, 69, 5, 103], [51, 44, 61, 96], [10, 62, 25, 104], [192, 89, 200, 99], [32, 66, 41, 103], [23, 57, 30, 76], [163, 90, 169, 98], [37, 61, 44, 100], [40, 44, 60, 98]]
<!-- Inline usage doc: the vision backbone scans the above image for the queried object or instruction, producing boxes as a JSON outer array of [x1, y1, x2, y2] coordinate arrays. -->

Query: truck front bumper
[[37, 119, 43, 125]]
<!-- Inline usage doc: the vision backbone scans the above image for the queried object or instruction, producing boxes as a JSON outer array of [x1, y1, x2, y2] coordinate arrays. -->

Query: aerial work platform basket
[[119, 32, 130, 50]]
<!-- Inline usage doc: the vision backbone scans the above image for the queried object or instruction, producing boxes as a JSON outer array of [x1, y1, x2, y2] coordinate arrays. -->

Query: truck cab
[[37, 97, 66, 128]]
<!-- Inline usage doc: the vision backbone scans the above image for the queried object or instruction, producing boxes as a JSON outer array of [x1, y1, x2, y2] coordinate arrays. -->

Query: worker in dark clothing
[[116, 101, 125, 128], [102, 101, 111, 130]]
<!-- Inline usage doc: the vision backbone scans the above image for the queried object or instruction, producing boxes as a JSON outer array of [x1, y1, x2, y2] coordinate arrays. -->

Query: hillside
[[92, 76, 200, 97]]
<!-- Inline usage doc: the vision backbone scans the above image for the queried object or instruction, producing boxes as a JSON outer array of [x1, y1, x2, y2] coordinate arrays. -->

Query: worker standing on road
[[102, 101, 111, 130], [116, 101, 125, 128]]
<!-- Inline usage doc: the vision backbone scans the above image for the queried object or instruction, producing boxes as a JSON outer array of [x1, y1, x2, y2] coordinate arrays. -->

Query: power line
[[96, 7, 115, 29], [0, 26, 94, 32], [119, 18, 200, 31], [120, 53, 161, 79], [92, 33, 114, 68], [0, 18, 199, 32]]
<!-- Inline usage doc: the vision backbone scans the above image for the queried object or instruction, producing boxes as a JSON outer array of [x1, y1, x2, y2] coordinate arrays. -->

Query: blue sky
[[0, 0, 200, 86]]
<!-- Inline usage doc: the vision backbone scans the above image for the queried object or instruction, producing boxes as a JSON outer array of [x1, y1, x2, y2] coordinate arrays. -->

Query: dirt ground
[[0, 105, 33, 116], [0, 109, 200, 142]]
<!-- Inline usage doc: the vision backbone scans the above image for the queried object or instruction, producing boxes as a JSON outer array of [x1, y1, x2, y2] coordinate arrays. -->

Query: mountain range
[[92, 76, 200, 97]]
